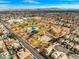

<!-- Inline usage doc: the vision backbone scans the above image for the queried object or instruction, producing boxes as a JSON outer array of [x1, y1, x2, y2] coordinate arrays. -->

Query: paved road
[[1, 21, 45, 59], [54, 45, 79, 59], [55, 45, 69, 53], [70, 54, 79, 59]]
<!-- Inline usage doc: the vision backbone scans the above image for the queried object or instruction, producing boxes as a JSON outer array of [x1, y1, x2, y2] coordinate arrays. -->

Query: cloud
[[24, 0, 40, 4]]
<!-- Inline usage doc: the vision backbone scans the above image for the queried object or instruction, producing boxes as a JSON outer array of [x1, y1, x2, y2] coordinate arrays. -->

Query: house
[[17, 49, 31, 59], [51, 51, 63, 59], [46, 45, 54, 55]]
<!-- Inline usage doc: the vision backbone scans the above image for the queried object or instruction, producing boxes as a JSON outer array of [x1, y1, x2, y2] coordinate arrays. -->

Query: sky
[[0, 0, 79, 10]]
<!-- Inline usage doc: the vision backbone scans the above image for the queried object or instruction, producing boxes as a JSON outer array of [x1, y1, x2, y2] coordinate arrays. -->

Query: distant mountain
[[36, 8, 79, 11], [0, 7, 79, 12], [36, 8, 62, 10]]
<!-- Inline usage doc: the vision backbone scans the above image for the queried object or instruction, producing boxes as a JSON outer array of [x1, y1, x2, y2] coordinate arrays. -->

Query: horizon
[[0, 0, 79, 10]]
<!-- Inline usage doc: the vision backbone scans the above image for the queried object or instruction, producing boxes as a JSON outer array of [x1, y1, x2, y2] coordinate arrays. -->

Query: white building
[[40, 35, 52, 43], [7, 19, 24, 24]]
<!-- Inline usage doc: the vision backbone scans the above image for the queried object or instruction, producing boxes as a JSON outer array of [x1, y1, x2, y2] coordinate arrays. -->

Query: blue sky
[[0, 0, 79, 10]]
